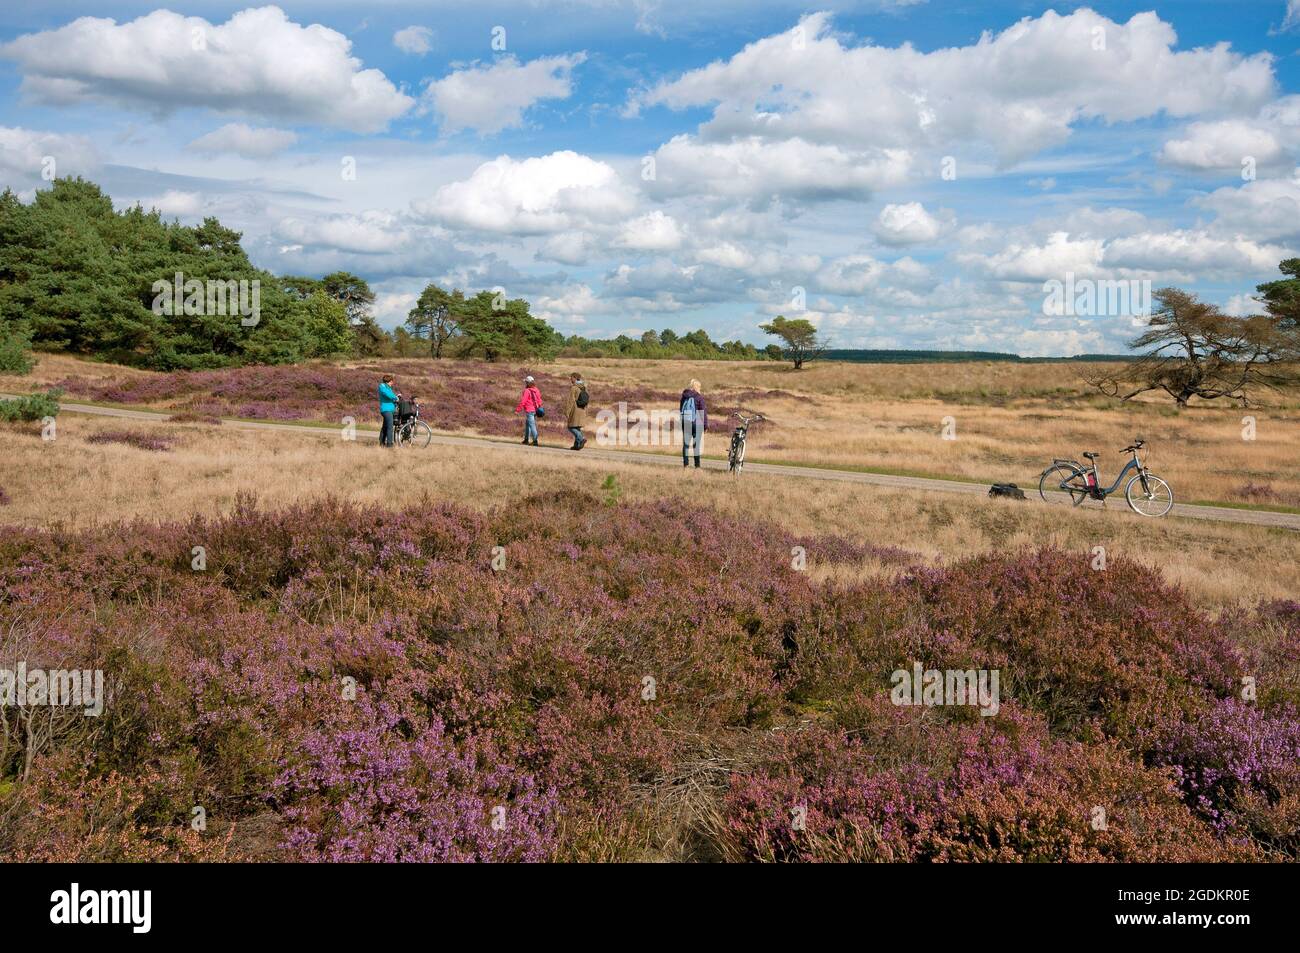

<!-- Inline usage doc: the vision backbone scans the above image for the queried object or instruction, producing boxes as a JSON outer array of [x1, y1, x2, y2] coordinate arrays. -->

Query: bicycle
[[1038, 437, 1173, 517], [727, 412, 765, 475], [394, 398, 432, 449]]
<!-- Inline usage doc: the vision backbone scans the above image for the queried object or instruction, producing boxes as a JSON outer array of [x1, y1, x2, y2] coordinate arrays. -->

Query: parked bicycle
[[1038, 437, 1173, 517], [395, 397, 432, 449], [727, 412, 764, 475]]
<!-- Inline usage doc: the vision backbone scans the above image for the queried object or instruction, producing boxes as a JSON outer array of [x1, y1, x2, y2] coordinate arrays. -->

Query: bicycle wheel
[[727, 436, 743, 473], [409, 419, 432, 449], [1125, 472, 1173, 517], [1039, 464, 1088, 505]]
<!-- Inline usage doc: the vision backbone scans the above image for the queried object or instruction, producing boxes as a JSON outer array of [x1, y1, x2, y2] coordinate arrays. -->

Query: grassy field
[[573, 357, 1300, 509], [9, 352, 1300, 510], [2, 410, 1296, 609]]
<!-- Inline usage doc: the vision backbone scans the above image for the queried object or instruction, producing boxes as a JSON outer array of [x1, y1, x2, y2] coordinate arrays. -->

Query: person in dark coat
[[679, 378, 708, 468]]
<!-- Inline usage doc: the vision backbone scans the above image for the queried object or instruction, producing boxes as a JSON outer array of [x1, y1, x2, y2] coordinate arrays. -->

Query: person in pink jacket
[[514, 375, 543, 446]]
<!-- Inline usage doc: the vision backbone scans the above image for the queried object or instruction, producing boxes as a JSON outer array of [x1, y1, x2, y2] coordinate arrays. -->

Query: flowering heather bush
[[0, 486, 9, 506], [1144, 698, 1300, 851], [0, 493, 1294, 861], [55, 360, 795, 440], [719, 704, 1256, 862], [86, 429, 175, 452], [275, 698, 558, 862]]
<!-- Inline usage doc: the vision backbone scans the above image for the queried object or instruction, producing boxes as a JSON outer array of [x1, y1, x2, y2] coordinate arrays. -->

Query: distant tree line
[[553, 327, 782, 362]]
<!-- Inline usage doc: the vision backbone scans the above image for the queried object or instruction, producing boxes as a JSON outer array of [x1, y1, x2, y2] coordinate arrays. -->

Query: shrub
[[0, 389, 59, 422], [86, 429, 174, 452]]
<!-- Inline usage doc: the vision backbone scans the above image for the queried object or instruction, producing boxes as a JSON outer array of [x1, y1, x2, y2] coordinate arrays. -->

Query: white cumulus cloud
[[647, 135, 910, 203], [874, 202, 950, 246], [414, 150, 635, 234], [616, 210, 684, 251], [423, 53, 586, 135], [0, 7, 412, 132]]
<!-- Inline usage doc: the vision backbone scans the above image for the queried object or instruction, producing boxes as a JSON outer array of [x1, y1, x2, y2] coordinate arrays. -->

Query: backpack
[[681, 396, 696, 421], [988, 483, 1026, 501], [575, 386, 589, 409]]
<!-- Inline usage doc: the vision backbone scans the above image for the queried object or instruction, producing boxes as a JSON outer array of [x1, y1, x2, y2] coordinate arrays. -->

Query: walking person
[[378, 374, 398, 448], [515, 374, 543, 446], [563, 372, 589, 450], [680, 378, 708, 468]]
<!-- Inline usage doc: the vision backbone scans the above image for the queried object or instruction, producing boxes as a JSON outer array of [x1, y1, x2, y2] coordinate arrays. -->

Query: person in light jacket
[[679, 378, 709, 468], [378, 374, 398, 448], [515, 374, 543, 446], [563, 372, 588, 450]]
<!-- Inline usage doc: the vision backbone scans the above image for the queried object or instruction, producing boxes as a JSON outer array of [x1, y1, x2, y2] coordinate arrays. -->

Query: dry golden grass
[[0, 352, 152, 390], [3, 413, 1296, 610], [571, 357, 1300, 508]]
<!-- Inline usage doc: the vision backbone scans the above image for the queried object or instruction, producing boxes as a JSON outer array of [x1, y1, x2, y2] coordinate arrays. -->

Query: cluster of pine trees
[[0, 179, 354, 370]]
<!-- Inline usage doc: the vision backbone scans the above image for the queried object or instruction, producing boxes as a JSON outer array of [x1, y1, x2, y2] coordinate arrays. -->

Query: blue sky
[[2, 1, 1299, 354]]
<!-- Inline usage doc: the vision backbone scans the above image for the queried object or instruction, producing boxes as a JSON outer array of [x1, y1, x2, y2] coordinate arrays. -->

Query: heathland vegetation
[[2, 471, 1297, 860]]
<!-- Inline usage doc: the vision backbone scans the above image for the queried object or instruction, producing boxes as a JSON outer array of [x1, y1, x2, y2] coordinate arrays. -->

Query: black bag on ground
[[988, 483, 1026, 500]]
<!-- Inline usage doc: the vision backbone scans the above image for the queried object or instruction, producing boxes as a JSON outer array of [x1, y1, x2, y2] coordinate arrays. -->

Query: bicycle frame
[[1058, 452, 1144, 498], [728, 413, 762, 472]]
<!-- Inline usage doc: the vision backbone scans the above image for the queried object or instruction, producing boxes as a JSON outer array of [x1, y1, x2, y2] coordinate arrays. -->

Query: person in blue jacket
[[378, 374, 398, 447]]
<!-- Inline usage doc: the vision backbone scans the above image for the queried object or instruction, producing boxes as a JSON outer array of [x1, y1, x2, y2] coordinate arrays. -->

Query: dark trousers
[[568, 426, 584, 447], [682, 417, 702, 466], [379, 410, 394, 447]]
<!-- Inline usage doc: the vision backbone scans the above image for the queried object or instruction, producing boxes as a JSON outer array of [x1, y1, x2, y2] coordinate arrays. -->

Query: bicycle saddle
[[1082, 452, 1100, 459]]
